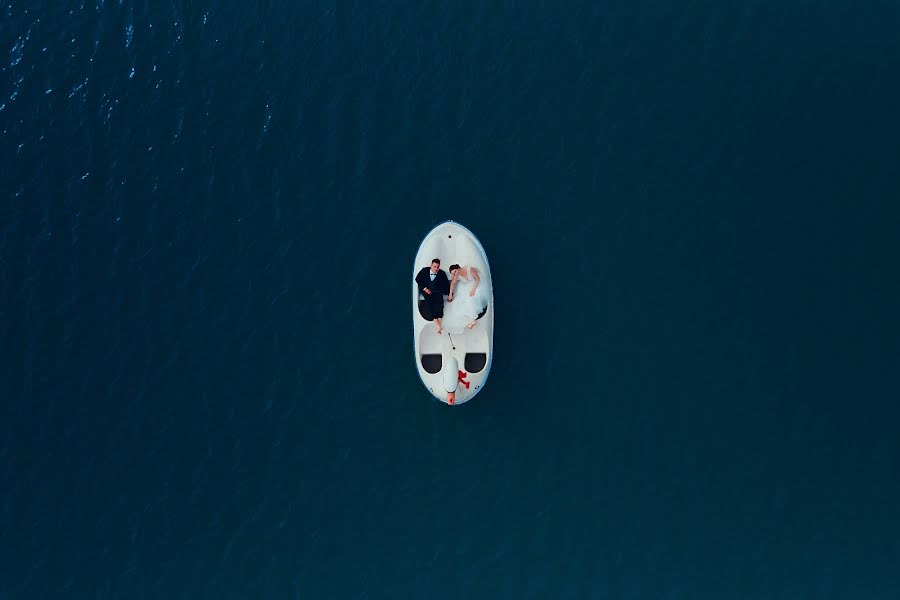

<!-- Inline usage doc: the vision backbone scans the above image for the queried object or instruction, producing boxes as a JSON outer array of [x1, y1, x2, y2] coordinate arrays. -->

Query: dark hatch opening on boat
[[421, 353, 442, 374], [465, 353, 487, 373]]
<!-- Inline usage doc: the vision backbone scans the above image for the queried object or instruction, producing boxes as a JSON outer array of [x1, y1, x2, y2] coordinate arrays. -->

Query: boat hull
[[412, 221, 493, 405]]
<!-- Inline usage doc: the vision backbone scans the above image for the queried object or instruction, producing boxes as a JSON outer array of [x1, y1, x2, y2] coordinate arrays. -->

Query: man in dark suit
[[415, 258, 451, 334]]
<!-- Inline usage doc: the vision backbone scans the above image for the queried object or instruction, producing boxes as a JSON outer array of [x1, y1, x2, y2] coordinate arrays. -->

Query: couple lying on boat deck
[[415, 258, 488, 334]]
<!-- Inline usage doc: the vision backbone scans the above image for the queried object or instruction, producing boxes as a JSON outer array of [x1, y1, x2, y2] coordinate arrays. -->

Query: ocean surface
[[3, 1, 900, 597]]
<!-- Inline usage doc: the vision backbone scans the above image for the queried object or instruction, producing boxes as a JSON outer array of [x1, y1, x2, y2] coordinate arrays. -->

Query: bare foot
[[466, 322, 476, 329]]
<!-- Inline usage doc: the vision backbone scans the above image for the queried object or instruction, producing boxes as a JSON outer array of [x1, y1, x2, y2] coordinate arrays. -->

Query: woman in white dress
[[447, 264, 489, 330]]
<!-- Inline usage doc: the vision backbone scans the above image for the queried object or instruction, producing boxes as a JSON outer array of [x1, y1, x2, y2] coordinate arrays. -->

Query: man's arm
[[415, 269, 432, 294], [470, 267, 480, 295]]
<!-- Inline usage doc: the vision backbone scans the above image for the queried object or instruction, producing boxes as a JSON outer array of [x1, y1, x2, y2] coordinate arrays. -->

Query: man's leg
[[428, 294, 444, 333]]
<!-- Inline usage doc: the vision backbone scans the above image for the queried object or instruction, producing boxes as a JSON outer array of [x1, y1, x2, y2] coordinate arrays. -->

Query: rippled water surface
[[2, 1, 900, 597]]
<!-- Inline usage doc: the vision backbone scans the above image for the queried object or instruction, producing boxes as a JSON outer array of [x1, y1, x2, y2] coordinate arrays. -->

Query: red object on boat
[[458, 370, 470, 389]]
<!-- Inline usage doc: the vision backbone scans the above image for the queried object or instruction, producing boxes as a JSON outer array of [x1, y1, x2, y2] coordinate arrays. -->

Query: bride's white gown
[[443, 274, 489, 332]]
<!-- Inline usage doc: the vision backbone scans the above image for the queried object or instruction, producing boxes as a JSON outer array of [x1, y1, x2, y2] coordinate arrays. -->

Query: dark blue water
[[3, 1, 900, 597]]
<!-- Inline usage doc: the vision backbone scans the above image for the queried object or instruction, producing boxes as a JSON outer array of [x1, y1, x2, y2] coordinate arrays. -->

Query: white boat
[[412, 221, 494, 405]]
